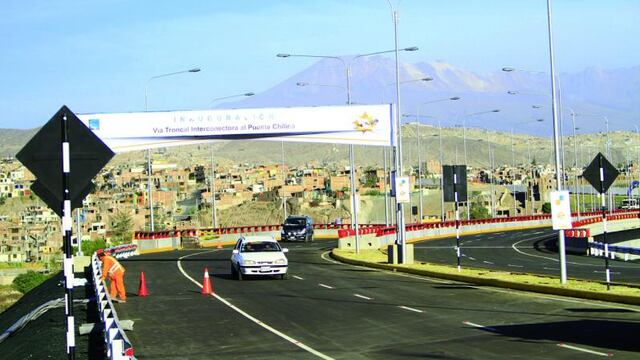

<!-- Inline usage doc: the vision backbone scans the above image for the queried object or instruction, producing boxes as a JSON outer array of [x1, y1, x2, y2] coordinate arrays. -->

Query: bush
[[364, 190, 381, 196], [81, 238, 107, 255], [13, 271, 48, 294], [542, 202, 552, 214]]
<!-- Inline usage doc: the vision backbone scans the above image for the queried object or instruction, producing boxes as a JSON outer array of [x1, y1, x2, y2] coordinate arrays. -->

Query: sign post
[[16, 106, 115, 359], [582, 152, 620, 290], [443, 165, 467, 271]]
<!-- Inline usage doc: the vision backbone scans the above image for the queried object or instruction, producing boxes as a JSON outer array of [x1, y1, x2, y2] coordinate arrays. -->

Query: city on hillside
[[1, 150, 638, 264]]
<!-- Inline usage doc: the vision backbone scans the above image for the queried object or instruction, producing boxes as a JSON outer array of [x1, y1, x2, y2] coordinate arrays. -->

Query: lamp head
[[189, 68, 201, 73], [276, 53, 291, 58], [403, 47, 419, 52]]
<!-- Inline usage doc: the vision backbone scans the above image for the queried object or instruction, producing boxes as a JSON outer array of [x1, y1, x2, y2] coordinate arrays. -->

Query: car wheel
[[230, 264, 237, 278], [277, 273, 288, 280], [237, 267, 243, 281]]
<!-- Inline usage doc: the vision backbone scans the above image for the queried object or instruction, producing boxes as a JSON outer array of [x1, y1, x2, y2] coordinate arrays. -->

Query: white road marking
[[508, 264, 524, 268], [463, 321, 496, 332], [319, 283, 334, 289], [557, 343, 612, 357], [483, 261, 495, 265], [468, 257, 476, 261], [177, 251, 335, 360], [398, 306, 423, 313], [594, 270, 621, 275], [292, 275, 304, 280], [354, 294, 372, 300], [543, 267, 557, 271]]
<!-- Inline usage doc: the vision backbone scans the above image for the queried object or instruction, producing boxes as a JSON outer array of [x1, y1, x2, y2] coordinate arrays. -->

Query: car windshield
[[241, 241, 281, 253], [284, 218, 305, 226]]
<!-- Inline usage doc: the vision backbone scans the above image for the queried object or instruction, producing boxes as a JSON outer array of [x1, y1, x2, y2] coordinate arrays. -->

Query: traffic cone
[[137, 271, 149, 297], [201, 267, 213, 295]]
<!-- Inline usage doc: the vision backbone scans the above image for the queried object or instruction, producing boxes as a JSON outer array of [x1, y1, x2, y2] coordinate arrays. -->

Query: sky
[[1, 0, 638, 129]]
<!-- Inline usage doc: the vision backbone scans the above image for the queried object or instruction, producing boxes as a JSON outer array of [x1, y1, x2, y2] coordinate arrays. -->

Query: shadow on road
[[477, 319, 640, 353]]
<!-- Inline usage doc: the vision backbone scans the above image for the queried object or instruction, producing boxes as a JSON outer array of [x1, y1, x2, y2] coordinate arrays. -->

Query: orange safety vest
[[100, 255, 125, 280]]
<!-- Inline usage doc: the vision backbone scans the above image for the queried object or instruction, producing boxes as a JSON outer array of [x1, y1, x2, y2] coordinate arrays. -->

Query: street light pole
[[278, 46, 418, 255], [209, 92, 254, 228], [144, 67, 201, 232], [547, 0, 568, 285]]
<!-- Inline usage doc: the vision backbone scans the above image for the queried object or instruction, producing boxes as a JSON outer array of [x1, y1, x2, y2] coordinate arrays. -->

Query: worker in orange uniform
[[97, 249, 127, 303]]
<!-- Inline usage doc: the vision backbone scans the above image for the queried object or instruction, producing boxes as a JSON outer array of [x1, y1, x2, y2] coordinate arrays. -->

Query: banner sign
[[550, 190, 573, 230], [78, 104, 393, 153], [394, 176, 411, 203]]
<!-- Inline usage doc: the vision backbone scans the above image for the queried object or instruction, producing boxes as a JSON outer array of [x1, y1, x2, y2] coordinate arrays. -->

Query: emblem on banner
[[353, 112, 379, 133], [88, 119, 100, 130]]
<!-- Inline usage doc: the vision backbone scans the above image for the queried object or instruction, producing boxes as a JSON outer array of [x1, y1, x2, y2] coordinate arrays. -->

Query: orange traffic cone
[[201, 267, 213, 295], [137, 271, 149, 297]]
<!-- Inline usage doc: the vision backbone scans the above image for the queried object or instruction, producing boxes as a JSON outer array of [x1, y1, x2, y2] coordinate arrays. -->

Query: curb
[[330, 249, 640, 306]]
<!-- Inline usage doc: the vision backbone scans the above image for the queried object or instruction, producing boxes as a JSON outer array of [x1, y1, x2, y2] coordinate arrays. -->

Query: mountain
[[219, 57, 639, 135]]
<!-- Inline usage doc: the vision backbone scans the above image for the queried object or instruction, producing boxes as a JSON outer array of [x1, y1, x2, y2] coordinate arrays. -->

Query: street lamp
[[461, 109, 500, 219], [277, 46, 419, 254], [209, 91, 254, 228], [408, 96, 460, 221], [511, 119, 544, 218], [144, 67, 201, 232]]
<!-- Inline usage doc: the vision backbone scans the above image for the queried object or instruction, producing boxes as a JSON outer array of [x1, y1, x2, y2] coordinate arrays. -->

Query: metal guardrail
[[589, 242, 640, 259], [92, 244, 138, 359]]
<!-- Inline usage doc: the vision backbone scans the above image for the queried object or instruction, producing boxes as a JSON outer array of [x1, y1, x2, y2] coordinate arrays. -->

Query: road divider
[[330, 249, 640, 306]]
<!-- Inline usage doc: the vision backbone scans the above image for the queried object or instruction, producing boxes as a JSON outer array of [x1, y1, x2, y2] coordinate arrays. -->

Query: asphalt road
[[114, 240, 640, 359], [413, 228, 640, 286]]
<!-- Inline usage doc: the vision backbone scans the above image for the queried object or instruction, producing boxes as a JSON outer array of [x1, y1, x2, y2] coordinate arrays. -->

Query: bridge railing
[[91, 244, 138, 359]]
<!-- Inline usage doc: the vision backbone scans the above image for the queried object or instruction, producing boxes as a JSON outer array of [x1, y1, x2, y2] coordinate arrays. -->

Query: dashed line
[[354, 294, 372, 300], [398, 306, 423, 313], [543, 267, 557, 271], [468, 257, 476, 261], [463, 321, 496, 332], [319, 283, 334, 289], [557, 343, 612, 357], [483, 261, 494, 265], [177, 251, 334, 360], [508, 264, 524, 268], [292, 275, 304, 280]]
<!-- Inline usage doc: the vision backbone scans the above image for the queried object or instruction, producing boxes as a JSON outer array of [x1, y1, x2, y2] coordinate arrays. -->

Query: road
[[115, 239, 640, 359], [413, 228, 640, 286]]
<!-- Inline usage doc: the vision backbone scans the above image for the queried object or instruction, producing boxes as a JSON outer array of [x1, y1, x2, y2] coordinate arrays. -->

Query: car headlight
[[275, 258, 286, 265], [242, 259, 256, 265]]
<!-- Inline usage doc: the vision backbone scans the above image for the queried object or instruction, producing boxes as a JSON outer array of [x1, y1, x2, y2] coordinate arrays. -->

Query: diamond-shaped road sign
[[582, 152, 619, 194], [16, 106, 114, 215]]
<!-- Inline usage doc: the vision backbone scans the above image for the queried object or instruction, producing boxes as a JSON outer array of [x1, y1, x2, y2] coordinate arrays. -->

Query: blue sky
[[1, 0, 638, 129]]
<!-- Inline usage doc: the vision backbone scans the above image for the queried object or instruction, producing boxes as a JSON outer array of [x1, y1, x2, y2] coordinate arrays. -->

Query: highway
[[414, 228, 640, 286], [116, 238, 640, 359]]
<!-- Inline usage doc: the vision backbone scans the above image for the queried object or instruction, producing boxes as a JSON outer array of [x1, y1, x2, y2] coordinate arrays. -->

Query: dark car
[[281, 215, 314, 242]]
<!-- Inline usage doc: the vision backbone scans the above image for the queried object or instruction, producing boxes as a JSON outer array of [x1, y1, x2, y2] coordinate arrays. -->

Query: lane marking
[[543, 267, 557, 271], [468, 257, 476, 261], [508, 264, 524, 268], [483, 261, 495, 265], [177, 251, 335, 360], [463, 321, 495, 332], [594, 270, 621, 275], [557, 343, 612, 357], [398, 306, 423, 313], [292, 275, 304, 280], [354, 294, 373, 300], [319, 283, 334, 289]]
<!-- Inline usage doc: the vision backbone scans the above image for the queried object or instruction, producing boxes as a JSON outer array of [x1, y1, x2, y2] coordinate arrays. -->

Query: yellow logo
[[353, 112, 379, 133]]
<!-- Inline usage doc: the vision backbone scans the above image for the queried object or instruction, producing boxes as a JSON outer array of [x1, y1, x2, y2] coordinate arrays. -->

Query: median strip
[[330, 249, 640, 306]]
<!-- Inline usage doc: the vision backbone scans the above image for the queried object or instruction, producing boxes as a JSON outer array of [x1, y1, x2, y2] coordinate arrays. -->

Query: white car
[[230, 236, 289, 280]]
